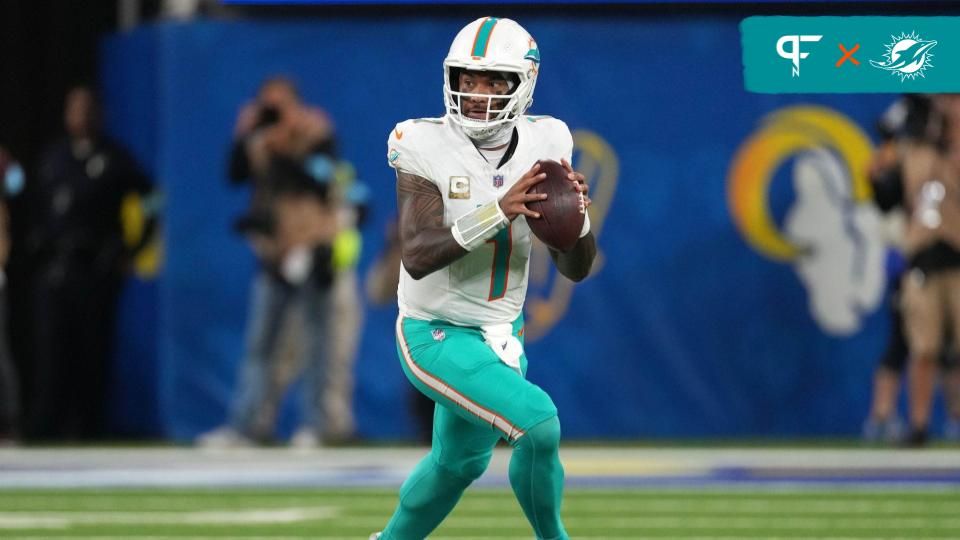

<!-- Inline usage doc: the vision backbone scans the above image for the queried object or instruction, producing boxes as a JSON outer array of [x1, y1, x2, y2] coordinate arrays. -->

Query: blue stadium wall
[[100, 16, 922, 441]]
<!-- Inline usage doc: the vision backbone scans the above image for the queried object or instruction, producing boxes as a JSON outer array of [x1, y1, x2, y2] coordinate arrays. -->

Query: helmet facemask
[[444, 67, 531, 141]]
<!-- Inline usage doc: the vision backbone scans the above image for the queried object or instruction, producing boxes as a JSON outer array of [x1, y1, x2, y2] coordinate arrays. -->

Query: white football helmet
[[443, 17, 540, 140]]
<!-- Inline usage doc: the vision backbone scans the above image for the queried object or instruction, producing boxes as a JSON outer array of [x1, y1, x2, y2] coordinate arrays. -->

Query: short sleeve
[[386, 121, 432, 181], [558, 121, 574, 163], [539, 117, 573, 163]]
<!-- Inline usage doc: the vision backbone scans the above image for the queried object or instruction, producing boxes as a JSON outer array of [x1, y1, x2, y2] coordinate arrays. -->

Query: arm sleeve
[[542, 117, 574, 164], [559, 122, 574, 163]]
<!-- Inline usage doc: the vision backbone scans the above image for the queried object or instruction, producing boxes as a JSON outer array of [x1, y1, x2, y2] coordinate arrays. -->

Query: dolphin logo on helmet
[[443, 17, 539, 141]]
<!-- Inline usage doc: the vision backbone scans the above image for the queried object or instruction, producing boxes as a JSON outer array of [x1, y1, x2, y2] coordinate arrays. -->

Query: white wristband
[[579, 210, 592, 238], [451, 199, 510, 251]]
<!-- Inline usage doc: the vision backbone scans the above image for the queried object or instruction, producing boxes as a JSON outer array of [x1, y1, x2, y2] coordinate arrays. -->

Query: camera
[[255, 105, 281, 130]]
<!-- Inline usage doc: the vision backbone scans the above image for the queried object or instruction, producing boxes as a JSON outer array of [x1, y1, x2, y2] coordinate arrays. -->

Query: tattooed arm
[[397, 164, 547, 280], [396, 171, 468, 280]]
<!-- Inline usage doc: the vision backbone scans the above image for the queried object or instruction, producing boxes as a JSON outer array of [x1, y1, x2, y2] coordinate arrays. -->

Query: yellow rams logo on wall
[[524, 129, 618, 341], [727, 105, 886, 335]]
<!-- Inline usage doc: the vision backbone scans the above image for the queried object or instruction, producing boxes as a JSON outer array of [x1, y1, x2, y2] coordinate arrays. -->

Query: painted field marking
[[0, 506, 338, 529]]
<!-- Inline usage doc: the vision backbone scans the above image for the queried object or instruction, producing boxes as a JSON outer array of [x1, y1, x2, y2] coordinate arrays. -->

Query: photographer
[[199, 77, 340, 446]]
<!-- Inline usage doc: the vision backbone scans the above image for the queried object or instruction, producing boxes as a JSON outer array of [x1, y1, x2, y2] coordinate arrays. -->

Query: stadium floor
[[1, 446, 959, 538]]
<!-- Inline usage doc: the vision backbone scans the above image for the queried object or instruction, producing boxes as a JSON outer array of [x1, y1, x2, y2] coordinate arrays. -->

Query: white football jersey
[[387, 114, 573, 327]]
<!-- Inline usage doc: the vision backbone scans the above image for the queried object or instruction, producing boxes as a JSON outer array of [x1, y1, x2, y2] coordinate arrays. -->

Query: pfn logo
[[777, 35, 823, 77]]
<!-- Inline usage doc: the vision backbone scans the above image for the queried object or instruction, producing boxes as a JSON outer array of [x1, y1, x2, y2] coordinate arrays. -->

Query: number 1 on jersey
[[487, 226, 512, 301]]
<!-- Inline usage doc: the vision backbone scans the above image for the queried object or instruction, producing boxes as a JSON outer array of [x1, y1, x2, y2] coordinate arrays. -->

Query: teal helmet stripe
[[471, 17, 499, 57]]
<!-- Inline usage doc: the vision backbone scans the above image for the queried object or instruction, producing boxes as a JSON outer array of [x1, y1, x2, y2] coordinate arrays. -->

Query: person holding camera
[[198, 76, 341, 447]]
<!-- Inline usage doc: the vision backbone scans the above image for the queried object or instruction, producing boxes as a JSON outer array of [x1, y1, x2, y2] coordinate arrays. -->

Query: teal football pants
[[380, 316, 568, 540]]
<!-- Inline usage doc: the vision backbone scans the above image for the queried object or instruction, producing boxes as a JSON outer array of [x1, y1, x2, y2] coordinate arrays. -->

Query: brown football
[[525, 159, 585, 252]]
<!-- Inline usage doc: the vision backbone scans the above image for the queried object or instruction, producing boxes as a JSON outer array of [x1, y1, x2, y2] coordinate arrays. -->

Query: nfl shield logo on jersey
[[492, 174, 504, 188], [432, 328, 446, 342]]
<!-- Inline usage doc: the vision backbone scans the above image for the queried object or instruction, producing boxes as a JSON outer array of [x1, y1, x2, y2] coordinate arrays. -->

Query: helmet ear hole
[[448, 67, 463, 91], [505, 72, 520, 94]]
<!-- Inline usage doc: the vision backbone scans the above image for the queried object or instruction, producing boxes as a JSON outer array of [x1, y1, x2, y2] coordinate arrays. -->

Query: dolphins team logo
[[524, 38, 541, 77], [524, 48, 540, 65], [870, 31, 937, 81], [727, 106, 886, 335]]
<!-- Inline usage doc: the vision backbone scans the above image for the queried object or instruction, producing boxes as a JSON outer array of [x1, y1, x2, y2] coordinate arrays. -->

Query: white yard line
[[5, 512, 960, 531], [0, 507, 338, 529], [7, 499, 960, 514]]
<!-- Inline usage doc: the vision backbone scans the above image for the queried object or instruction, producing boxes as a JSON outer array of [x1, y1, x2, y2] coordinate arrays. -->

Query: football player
[[371, 16, 596, 540]]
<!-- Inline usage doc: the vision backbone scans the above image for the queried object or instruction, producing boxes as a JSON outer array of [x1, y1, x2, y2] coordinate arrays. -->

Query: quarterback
[[373, 17, 596, 540]]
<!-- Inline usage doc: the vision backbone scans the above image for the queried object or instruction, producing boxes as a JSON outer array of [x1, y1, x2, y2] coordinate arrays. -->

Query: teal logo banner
[[742, 16, 959, 93]]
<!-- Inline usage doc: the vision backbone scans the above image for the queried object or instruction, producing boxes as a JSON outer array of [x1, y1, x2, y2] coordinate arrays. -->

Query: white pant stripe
[[395, 316, 525, 441]]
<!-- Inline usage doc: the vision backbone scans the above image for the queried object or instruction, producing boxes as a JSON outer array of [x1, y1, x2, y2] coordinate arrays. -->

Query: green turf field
[[2, 487, 959, 539]]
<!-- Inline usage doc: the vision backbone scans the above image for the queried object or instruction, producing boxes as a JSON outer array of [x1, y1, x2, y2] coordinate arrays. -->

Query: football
[[525, 159, 585, 252]]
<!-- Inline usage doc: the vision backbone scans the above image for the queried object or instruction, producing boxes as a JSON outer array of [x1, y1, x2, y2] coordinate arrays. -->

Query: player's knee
[[435, 448, 493, 482], [456, 453, 492, 481], [518, 415, 561, 454]]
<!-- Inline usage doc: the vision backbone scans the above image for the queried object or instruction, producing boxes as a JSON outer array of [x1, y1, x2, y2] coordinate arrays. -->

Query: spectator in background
[[25, 86, 154, 440], [198, 76, 345, 447], [0, 146, 24, 444], [871, 94, 960, 446]]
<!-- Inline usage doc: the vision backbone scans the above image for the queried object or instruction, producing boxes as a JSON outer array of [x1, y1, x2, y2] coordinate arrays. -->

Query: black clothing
[[29, 137, 150, 272], [25, 135, 151, 440], [870, 160, 960, 275]]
